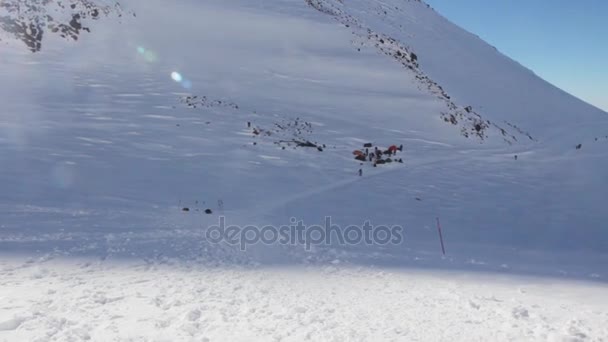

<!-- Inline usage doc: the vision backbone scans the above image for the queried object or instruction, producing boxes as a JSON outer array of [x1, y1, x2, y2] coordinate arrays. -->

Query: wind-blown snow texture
[[1, 0, 607, 340]]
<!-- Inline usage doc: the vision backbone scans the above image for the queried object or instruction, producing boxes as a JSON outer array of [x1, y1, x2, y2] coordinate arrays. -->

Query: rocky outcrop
[[0, 0, 133, 52]]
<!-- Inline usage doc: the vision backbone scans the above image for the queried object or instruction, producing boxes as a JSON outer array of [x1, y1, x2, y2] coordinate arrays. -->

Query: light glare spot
[[144, 50, 157, 62], [171, 71, 183, 82]]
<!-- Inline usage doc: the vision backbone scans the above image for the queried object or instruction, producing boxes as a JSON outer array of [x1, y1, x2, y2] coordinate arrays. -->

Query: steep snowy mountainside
[[306, 0, 608, 147]]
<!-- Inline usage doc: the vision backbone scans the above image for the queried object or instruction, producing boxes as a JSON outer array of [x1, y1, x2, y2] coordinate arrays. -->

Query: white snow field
[[1, 0, 608, 340]]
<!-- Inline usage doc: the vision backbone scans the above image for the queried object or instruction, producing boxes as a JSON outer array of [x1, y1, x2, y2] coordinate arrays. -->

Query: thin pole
[[436, 217, 446, 256]]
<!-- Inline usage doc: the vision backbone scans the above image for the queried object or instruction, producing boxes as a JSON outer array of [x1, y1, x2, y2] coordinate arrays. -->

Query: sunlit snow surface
[[1, 0, 607, 340]]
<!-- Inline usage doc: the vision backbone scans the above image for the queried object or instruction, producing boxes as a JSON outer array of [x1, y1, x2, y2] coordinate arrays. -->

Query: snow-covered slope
[[1, 0, 607, 340], [338, 0, 608, 142]]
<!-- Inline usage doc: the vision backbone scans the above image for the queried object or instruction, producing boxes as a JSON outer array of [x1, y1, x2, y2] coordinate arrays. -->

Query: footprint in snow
[[0, 316, 28, 331], [565, 320, 588, 341], [512, 306, 530, 319], [185, 309, 202, 321]]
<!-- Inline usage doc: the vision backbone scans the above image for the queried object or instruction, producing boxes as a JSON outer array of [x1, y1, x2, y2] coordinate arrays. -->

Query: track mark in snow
[[89, 116, 115, 121], [114, 93, 144, 97], [141, 114, 177, 120], [76, 137, 113, 145], [259, 155, 281, 160], [402, 137, 453, 147]]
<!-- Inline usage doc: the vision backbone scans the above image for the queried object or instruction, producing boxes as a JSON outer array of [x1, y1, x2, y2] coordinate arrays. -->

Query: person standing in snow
[[358, 169, 362, 176], [388, 145, 398, 155]]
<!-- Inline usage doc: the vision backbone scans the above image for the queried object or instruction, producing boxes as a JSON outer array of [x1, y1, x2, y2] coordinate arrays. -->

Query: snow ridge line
[[304, 0, 535, 145]]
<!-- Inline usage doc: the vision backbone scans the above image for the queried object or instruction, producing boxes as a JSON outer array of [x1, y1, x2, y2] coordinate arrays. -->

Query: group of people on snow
[[354, 143, 404, 176]]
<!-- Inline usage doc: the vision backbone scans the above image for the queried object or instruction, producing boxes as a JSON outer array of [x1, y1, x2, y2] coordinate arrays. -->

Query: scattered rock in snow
[[0, 0, 132, 53]]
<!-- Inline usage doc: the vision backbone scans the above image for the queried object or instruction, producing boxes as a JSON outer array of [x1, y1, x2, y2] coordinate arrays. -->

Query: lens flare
[[135, 46, 158, 62], [171, 71, 183, 82], [143, 50, 158, 62], [136, 47, 191, 88], [181, 79, 192, 89]]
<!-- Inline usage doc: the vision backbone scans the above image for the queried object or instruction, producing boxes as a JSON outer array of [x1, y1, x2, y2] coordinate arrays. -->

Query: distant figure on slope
[[388, 145, 398, 155], [358, 169, 362, 176]]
